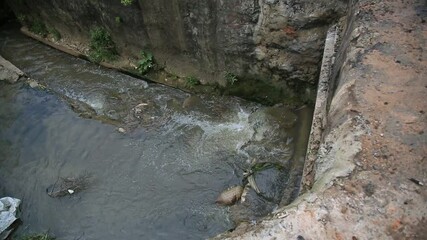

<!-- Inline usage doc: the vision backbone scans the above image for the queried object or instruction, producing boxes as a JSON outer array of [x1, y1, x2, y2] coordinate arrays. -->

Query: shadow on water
[[0, 26, 313, 239]]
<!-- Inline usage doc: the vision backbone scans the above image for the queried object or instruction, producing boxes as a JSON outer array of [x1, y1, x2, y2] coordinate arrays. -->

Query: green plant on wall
[[225, 72, 238, 86], [89, 27, 118, 63], [185, 76, 200, 88], [137, 51, 154, 74], [29, 20, 48, 37], [115, 16, 122, 24], [20, 233, 55, 240], [120, 0, 134, 6]]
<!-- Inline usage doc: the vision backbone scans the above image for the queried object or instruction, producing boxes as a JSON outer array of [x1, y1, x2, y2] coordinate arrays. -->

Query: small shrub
[[225, 72, 238, 86], [89, 27, 118, 63], [29, 20, 48, 37], [115, 16, 122, 24], [185, 76, 200, 88], [47, 26, 61, 41], [120, 0, 134, 6], [137, 51, 154, 74]]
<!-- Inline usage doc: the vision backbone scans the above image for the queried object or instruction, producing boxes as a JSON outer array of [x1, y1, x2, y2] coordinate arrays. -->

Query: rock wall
[[5, 0, 347, 97]]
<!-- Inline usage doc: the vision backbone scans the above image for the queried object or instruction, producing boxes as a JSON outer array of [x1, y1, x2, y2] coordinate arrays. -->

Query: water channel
[[0, 26, 312, 239]]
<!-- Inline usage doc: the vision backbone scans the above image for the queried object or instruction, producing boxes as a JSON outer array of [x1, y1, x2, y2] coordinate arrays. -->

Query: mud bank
[[214, 0, 427, 239]]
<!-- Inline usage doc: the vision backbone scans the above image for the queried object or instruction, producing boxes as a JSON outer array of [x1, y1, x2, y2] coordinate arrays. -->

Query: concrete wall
[[5, 0, 347, 95]]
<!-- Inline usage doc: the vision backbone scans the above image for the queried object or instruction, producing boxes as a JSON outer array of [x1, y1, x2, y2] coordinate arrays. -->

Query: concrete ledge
[[19, 27, 129, 72], [301, 24, 339, 191], [0, 55, 24, 83], [20, 27, 87, 60]]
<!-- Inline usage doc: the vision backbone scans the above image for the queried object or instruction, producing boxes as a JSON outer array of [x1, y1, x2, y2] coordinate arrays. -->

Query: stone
[[0, 55, 24, 83], [28, 79, 40, 88], [216, 186, 244, 206], [252, 166, 289, 203], [0, 197, 21, 239]]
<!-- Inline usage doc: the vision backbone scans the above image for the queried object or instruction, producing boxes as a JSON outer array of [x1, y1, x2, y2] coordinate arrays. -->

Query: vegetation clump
[[115, 16, 122, 24], [29, 20, 48, 37], [120, 0, 134, 6], [251, 162, 284, 172], [137, 51, 154, 74], [20, 233, 55, 240], [47, 26, 61, 41], [46, 172, 92, 198], [89, 27, 118, 63], [185, 76, 200, 88], [225, 72, 238, 86]]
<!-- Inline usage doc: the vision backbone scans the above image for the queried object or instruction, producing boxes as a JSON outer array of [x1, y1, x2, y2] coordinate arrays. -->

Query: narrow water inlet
[[0, 24, 316, 239]]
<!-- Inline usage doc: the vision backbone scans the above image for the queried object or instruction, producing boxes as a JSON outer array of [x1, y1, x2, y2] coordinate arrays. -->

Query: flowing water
[[0, 26, 313, 239]]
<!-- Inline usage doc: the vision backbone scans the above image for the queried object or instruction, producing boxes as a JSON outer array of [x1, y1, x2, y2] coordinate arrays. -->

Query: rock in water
[[216, 186, 244, 206]]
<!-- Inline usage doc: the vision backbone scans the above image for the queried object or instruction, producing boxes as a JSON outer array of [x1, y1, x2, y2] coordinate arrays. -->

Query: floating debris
[[46, 172, 92, 198], [409, 178, 424, 186], [135, 103, 149, 108], [247, 175, 260, 194]]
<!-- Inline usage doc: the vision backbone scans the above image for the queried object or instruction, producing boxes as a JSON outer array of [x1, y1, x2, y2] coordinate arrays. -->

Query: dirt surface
[[214, 0, 427, 239]]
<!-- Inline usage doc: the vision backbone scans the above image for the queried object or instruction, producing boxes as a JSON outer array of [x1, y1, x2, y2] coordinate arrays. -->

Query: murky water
[[0, 26, 312, 239]]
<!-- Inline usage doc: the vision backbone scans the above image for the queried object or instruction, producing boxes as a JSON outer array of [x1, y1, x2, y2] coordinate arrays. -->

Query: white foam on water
[[170, 108, 254, 149], [63, 89, 106, 114]]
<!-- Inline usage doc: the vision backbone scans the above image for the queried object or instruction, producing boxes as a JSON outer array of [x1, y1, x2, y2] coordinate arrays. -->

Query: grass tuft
[[185, 76, 200, 88], [89, 27, 118, 63], [137, 51, 154, 74]]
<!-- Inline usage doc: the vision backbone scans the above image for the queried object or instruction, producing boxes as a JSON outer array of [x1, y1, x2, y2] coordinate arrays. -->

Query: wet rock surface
[[224, 163, 289, 224], [252, 166, 288, 203]]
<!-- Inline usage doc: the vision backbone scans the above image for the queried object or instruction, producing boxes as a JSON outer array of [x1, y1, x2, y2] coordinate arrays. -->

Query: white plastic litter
[[0, 197, 21, 239]]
